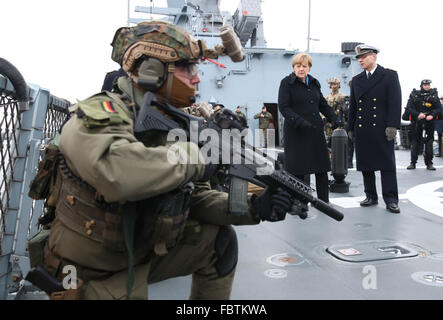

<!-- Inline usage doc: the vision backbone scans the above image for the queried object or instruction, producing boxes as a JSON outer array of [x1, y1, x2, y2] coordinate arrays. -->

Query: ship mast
[[307, 0, 311, 52], [306, 0, 319, 52]]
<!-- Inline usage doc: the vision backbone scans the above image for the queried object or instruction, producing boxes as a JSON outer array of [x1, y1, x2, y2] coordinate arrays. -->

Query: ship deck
[[149, 149, 443, 300]]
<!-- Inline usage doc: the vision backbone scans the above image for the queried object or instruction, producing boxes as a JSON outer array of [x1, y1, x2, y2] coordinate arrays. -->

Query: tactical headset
[[135, 56, 168, 92]]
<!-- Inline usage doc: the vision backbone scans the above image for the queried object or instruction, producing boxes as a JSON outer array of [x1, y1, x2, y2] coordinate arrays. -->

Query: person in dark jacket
[[278, 53, 337, 203], [404, 80, 441, 170], [235, 106, 247, 125], [347, 44, 402, 214]]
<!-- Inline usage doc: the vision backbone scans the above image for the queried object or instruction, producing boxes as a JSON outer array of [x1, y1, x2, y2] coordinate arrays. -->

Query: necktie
[[367, 72, 372, 79]]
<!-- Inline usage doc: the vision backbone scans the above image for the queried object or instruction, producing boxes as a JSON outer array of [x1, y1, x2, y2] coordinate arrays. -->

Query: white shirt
[[366, 65, 378, 77]]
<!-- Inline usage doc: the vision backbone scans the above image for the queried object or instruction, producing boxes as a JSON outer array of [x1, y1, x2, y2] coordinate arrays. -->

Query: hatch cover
[[327, 240, 418, 262]]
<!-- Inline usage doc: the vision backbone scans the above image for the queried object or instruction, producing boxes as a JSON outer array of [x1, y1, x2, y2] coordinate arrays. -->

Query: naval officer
[[347, 44, 402, 214]]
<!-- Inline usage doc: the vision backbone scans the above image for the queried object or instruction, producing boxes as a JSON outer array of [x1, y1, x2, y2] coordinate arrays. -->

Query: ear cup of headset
[[137, 58, 167, 91]]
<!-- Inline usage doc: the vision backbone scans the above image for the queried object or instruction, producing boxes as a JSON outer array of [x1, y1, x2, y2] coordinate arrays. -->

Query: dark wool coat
[[278, 73, 336, 175], [346, 65, 402, 171]]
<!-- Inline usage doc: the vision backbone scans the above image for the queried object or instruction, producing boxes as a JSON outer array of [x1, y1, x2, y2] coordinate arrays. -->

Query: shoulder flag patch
[[102, 101, 117, 113]]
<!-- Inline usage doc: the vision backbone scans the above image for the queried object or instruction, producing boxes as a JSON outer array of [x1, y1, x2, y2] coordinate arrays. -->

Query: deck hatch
[[326, 241, 419, 262]]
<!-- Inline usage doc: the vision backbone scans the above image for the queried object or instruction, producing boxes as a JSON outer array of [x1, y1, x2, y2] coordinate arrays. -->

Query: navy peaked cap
[[355, 44, 379, 58]]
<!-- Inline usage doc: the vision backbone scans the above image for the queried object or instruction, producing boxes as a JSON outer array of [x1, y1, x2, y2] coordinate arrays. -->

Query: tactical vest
[[412, 89, 438, 112], [55, 153, 193, 255]]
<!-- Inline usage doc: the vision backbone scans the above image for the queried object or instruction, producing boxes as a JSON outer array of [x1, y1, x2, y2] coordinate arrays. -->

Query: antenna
[[307, 0, 319, 52], [307, 0, 311, 52], [127, 0, 130, 26]]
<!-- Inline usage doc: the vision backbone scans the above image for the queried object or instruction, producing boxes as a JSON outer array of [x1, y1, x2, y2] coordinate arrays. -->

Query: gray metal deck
[[149, 149, 443, 300]]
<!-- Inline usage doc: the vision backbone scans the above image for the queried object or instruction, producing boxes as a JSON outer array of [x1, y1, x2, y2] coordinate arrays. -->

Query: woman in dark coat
[[278, 53, 336, 202]]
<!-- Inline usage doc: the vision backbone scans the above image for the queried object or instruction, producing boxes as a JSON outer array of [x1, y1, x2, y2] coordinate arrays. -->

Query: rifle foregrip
[[311, 199, 344, 221]]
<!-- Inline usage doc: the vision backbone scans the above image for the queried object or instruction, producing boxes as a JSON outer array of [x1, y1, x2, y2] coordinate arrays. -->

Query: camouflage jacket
[[325, 91, 346, 138], [254, 111, 273, 129], [325, 91, 346, 112]]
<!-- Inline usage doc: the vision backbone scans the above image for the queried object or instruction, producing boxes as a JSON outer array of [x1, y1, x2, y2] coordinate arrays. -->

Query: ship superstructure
[[129, 0, 362, 145]]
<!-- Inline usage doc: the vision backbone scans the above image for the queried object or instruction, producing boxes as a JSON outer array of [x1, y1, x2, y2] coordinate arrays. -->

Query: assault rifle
[[135, 93, 344, 222]]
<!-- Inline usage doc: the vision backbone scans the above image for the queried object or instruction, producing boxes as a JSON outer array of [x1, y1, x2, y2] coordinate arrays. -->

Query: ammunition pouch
[[27, 143, 64, 229], [28, 229, 50, 268], [134, 181, 195, 256], [28, 144, 60, 200]]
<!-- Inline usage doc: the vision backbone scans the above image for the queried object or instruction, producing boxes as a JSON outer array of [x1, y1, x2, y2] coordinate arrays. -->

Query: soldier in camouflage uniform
[[235, 106, 247, 125], [41, 21, 292, 300], [324, 78, 346, 146], [254, 106, 273, 148]]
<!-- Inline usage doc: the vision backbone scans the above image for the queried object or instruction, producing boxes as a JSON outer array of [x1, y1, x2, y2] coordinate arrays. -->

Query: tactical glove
[[385, 127, 397, 141], [251, 187, 292, 222]]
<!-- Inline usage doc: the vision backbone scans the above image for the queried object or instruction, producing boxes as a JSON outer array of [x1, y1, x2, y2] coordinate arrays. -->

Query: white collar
[[366, 64, 378, 76]]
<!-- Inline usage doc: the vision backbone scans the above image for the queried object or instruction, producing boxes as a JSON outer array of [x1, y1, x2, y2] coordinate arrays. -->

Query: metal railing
[[0, 68, 70, 299]]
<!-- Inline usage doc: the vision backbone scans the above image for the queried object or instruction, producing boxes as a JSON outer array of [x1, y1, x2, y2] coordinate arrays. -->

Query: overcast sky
[[1, 0, 443, 104]]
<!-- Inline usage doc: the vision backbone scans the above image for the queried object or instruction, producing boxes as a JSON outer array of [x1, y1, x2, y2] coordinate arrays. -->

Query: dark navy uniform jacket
[[347, 65, 401, 171]]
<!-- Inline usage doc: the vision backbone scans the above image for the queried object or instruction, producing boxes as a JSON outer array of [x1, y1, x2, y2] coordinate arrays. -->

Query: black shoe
[[360, 198, 378, 207], [426, 164, 436, 171], [386, 203, 400, 213], [407, 163, 416, 170]]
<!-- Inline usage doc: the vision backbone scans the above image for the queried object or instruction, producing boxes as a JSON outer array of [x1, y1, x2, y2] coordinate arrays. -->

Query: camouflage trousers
[[325, 123, 333, 146], [46, 223, 234, 300], [259, 128, 268, 148]]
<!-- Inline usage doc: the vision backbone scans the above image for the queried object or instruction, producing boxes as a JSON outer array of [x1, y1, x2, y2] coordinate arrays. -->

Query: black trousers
[[362, 170, 398, 205], [437, 132, 442, 157], [295, 172, 329, 203], [348, 137, 354, 166], [410, 121, 434, 165]]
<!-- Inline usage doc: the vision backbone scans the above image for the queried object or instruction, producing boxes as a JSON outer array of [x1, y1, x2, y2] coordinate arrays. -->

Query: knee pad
[[214, 226, 238, 277]]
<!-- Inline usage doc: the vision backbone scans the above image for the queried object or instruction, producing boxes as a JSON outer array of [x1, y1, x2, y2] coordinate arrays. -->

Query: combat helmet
[[327, 77, 341, 88], [111, 21, 243, 108], [111, 21, 220, 94], [112, 21, 213, 67]]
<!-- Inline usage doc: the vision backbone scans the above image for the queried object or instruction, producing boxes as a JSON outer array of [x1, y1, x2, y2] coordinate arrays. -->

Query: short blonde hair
[[292, 53, 312, 68]]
